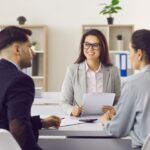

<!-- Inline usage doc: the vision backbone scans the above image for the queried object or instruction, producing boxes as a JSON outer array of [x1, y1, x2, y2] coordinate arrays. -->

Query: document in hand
[[82, 93, 115, 115]]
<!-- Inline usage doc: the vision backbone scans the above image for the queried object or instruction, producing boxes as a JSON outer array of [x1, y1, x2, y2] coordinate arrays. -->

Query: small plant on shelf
[[31, 41, 37, 51], [99, 0, 122, 24], [31, 41, 37, 46], [17, 16, 27, 25], [116, 34, 124, 50], [116, 34, 122, 40]]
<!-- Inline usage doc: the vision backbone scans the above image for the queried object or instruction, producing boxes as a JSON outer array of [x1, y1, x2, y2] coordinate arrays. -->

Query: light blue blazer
[[61, 62, 121, 114], [106, 65, 150, 148]]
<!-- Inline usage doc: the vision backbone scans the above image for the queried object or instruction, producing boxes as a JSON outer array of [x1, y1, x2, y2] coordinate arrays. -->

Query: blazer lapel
[[103, 66, 110, 92], [78, 62, 86, 93]]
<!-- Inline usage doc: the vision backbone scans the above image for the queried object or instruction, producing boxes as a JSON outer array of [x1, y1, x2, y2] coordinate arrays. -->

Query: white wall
[[0, 0, 150, 91]]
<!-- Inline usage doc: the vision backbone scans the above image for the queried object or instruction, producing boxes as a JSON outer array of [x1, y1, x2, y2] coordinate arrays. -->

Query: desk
[[32, 92, 64, 116], [38, 138, 133, 150], [33, 92, 134, 150], [39, 122, 134, 150], [39, 121, 108, 137]]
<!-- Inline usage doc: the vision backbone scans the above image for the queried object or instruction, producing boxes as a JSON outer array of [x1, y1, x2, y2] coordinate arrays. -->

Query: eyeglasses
[[83, 42, 100, 50]]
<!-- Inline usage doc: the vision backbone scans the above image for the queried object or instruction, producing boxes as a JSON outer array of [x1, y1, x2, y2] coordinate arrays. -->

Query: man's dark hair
[[0, 26, 32, 51]]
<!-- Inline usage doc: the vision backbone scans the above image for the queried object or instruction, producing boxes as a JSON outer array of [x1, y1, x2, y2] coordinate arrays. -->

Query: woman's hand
[[100, 106, 116, 125], [100, 111, 110, 125], [41, 115, 61, 129], [102, 105, 116, 120], [71, 105, 82, 117]]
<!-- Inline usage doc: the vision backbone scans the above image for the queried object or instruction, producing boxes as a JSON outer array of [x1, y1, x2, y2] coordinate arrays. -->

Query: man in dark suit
[[0, 26, 61, 150]]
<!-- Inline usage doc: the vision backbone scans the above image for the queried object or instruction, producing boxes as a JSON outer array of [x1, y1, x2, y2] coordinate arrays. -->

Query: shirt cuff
[[31, 115, 42, 129]]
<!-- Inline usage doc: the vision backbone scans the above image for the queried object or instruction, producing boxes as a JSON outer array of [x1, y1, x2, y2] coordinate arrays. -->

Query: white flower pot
[[117, 40, 124, 50]]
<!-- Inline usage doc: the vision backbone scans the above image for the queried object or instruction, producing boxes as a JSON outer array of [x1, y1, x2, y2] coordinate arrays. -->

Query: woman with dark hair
[[61, 29, 121, 116], [100, 29, 150, 150]]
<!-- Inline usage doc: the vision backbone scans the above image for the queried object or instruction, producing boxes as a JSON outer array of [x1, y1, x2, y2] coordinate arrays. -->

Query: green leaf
[[99, 0, 122, 15], [112, 0, 119, 3], [112, 1, 119, 5], [99, 10, 107, 14], [103, 12, 109, 15], [113, 6, 122, 10], [105, 5, 111, 9], [116, 6, 122, 9]]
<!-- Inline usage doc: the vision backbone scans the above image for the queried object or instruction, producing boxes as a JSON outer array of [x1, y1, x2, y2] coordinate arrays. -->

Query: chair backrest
[[142, 133, 150, 150], [0, 129, 21, 150]]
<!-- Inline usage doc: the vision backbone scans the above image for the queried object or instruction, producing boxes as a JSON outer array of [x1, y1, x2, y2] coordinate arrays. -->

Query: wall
[[0, 0, 150, 91]]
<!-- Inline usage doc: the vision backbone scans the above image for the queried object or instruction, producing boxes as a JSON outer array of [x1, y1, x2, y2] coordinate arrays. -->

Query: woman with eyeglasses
[[60, 29, 121, 116]]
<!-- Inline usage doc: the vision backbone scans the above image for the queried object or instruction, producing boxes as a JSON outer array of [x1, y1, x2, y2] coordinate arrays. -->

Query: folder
[[120, 53, 127, 76], [115, 53, 120, 69]]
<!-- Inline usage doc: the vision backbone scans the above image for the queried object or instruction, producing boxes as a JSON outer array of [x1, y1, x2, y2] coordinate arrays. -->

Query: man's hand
[[41, 115, 61, 129], [71, 105, 82, 117]]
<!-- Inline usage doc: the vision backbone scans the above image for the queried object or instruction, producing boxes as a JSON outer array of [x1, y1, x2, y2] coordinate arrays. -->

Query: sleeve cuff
[[31, 115, 42, 129]]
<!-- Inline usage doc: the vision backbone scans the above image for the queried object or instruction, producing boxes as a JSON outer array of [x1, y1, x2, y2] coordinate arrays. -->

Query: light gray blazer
[[105, 65, 150, 148], [61, 62, 121, 114]]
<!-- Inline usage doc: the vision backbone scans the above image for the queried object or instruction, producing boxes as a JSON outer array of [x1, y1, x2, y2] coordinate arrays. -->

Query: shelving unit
[[0, 25, 48, 91], [82, 24, 134, 76], [82, 24, 134, 51]]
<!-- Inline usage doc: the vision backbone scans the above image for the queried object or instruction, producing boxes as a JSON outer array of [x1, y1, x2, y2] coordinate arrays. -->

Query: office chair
[[142, 133, 150, 150], [0, 129, 21, 150]]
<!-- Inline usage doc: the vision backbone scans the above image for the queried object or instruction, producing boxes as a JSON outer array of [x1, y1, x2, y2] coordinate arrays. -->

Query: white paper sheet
[[60, 117, 84, 127], [82, 93, 115, 115]]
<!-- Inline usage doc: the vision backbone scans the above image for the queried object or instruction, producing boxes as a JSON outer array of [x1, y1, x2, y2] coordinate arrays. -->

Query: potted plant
[[31, 41, 37, 51], [116, 34, 122, 40], [99, 0, 122, 24], [116, 34, 124, 50], [17, 16, 27, 25]]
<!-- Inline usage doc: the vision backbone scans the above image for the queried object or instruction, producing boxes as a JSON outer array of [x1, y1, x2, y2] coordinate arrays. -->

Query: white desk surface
[[36, 92, 134, 150], [34, 92, 112, 137], [34, 92, 61, 104], [32, 92, 64, 116], [40, 119, 111, 137]]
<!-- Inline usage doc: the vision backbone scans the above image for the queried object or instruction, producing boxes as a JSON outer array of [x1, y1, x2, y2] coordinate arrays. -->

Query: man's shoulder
[[16, 70, 33, 83], [7, 69, 34, 87]]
